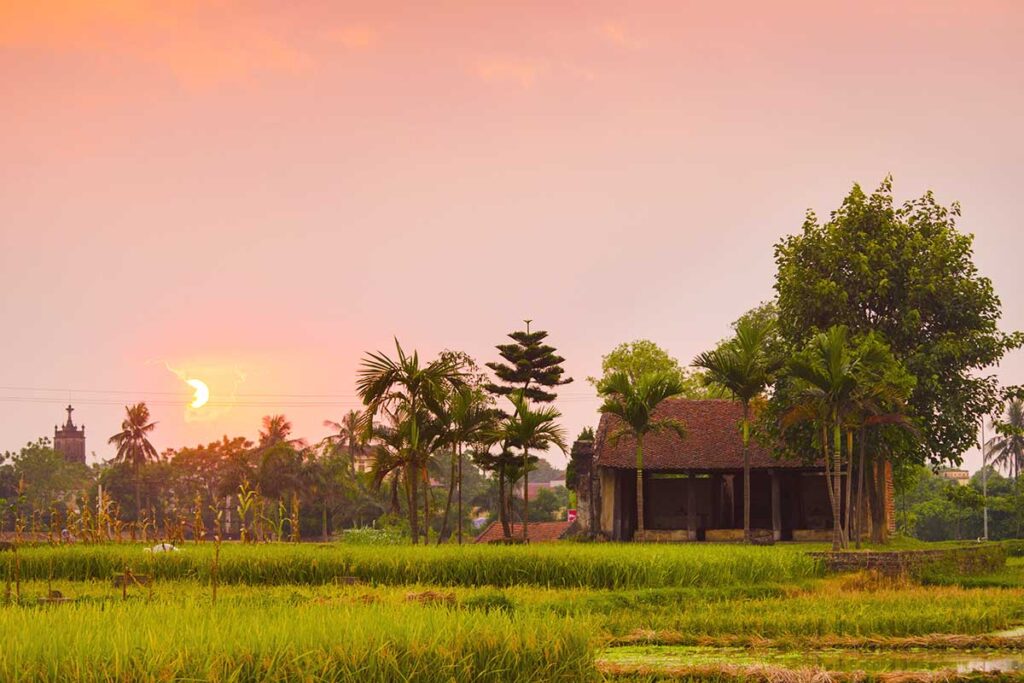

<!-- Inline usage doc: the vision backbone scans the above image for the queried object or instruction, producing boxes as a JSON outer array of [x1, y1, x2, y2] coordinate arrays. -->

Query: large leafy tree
[[3, 439, 90, 517], [692, 317, 780, 542], [774, 177, 1021, 470], [108, 402, 159, 519], [591, 339, 725, 398], [597, 369, 688, 537]]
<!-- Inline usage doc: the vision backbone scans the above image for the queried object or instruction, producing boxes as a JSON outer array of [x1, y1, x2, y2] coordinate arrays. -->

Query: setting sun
[[185, 378, 209, 409]]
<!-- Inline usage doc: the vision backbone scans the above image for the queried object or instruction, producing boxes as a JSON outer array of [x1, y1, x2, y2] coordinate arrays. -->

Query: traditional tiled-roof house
[[583, 399, 894, 542]]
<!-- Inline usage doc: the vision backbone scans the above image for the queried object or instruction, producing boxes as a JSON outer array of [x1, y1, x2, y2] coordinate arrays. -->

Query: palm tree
[[496, 391, 567, 542], [438, 386, 496, 544], [785, 326, 889, 550], [692, 317, 778, 542], [357, 339, 464, 543], [108, 402, 159, 519], [323, 409, 368, 473], [597, 370, 688, 538], [987, 399, 1024, 479], [259, 415, 302, 448]]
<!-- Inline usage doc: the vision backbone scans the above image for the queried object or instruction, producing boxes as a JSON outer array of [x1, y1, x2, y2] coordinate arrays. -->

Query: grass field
[[3, 543, 1023, 681]]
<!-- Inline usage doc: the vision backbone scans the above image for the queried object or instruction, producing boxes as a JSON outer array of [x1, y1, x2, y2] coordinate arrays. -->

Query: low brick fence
[[809, 544, 1006, 577]]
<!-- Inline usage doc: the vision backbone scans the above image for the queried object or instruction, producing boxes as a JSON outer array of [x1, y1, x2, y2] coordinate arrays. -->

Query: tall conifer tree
[[483, 321, 572, 538]]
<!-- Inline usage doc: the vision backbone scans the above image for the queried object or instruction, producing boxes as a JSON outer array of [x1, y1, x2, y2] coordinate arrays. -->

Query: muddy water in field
[[601, 645, 1024, 674]]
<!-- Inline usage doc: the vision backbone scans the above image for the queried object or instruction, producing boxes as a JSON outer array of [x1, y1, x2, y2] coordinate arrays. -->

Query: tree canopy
[[774, 177, 1021, 466], [590, 339, 723, 398]]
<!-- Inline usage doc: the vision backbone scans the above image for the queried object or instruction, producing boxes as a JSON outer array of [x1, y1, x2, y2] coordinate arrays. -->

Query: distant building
[[939, 468, 970, 486], [474, 520, 574, 543], [54, 404, 86, 464]]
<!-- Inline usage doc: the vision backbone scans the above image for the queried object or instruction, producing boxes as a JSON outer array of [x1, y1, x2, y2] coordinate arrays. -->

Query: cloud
[[0, 1, 314, 88], [475, 57, 545, 88]]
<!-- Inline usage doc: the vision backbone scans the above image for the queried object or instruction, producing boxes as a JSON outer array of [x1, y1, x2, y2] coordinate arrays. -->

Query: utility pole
[[982, 416, 989, 541]]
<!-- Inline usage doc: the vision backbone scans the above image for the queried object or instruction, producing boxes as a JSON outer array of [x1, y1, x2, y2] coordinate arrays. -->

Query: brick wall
[[809, 545, 1006, 577]]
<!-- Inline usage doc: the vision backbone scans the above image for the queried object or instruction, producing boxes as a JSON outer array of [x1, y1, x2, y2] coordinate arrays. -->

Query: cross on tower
[[65, 404, 74, 426]]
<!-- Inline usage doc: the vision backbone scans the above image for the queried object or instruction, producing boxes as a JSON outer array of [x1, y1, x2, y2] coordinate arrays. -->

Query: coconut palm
[[496, 391, 567, 542], [108, 402, 159, 519], [323, 409, 368, 473], [259, 415, 303, 448], [692, 317, 778, 542], [597, 369, 688, 538], [987, 399, 1024, 479], [357, 340, 464, 543]]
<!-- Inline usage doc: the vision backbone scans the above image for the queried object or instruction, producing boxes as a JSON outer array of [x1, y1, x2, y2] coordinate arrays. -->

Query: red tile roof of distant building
[[474, 520, 573, 543]]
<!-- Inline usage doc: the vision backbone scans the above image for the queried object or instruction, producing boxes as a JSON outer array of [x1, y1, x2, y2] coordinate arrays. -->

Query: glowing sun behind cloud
[[186, 378, 209, 408], [163, 361, 246, 422]]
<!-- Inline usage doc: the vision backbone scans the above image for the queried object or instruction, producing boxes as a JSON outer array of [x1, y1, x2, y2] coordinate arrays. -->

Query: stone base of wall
[[705, 529, 746, 542], [793, 529, 833, 543], [809, 545, 1006, 577], [634, 529, 694, 542]]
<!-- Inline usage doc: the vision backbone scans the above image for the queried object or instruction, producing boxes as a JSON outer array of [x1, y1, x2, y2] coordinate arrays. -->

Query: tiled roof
[[474, 520, 573, 543], [594, 399, 807, 471]]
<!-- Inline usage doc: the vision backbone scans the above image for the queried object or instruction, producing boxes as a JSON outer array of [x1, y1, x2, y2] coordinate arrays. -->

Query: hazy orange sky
[[2, 1, 1022, 469]]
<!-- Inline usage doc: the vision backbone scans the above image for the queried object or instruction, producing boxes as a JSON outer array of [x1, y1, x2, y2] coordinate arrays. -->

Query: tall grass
[[10, 543, 822, 588], [0, 600, 594, 682]]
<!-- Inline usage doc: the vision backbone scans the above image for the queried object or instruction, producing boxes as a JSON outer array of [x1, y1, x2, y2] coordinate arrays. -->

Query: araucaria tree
[[692, 317, 779, 542], [774, 177, 1021, 477], [597, 369, 687, 538], [108, 402, 159, 520], [357, 339, 464, 544], [483, 322, 572, 537]]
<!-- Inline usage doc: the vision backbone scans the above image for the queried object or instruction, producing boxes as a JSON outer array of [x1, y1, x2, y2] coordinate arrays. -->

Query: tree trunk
[[457, 445, 463, 545], [422, 465, 431, 544], [822, 423, 841, 551], [855, 428, 866, 548], [134, 461, 142, 523], [635, 437, 645, 537], [871, 456, 887, 544], [742, 405, 751, 543], [389, 474, 400, 515], [322, 499, 329, 542], [834, 422, 846, 549], [498, 462, 510, 538], [407, 467, 419, 545], [844, 429, 855, 545], [438, 450, 458, 545], [523, 447, 530, 542]]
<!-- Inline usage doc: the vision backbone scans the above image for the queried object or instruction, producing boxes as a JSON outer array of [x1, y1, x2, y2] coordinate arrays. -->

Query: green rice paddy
[[2, 544, 1022, 681]]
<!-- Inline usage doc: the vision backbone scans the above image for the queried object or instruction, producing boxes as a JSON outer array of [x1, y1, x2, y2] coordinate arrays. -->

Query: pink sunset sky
[[1, 1, 1022, 470]]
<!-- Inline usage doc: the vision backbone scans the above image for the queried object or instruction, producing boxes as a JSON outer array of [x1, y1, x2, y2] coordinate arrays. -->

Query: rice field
[[2, 543, 1022, 681], [8, 542, 823, 588]]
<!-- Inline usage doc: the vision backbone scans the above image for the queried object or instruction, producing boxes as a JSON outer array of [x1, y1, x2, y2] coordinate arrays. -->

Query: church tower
[[54, 404, 86, 464]]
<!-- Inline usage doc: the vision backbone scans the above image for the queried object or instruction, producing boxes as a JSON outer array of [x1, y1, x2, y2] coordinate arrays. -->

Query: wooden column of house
[[723, 474, 735, 528], [770, 469, 782, 541], [686, 475, 697, 540]]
